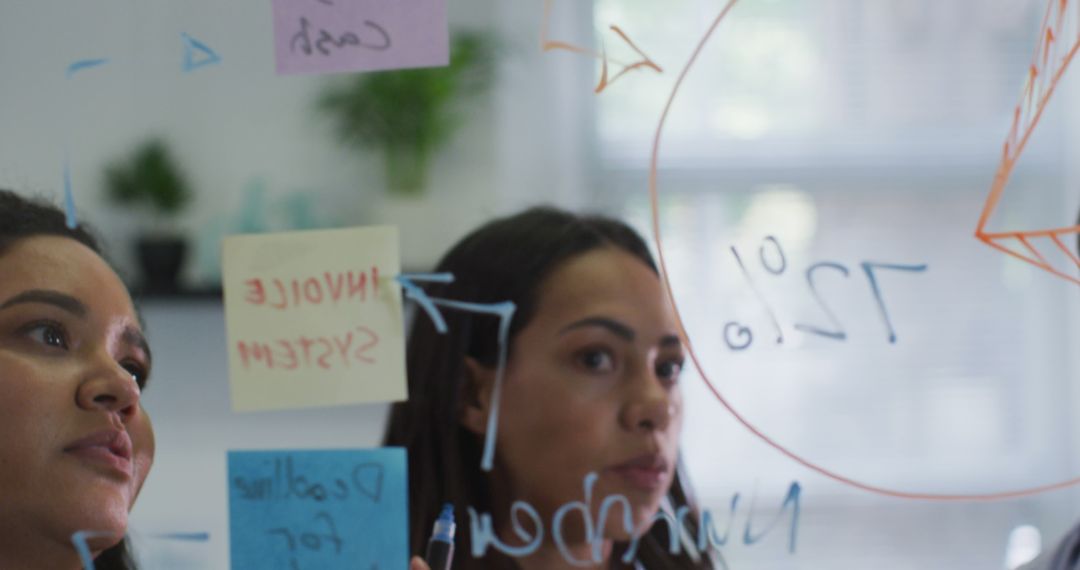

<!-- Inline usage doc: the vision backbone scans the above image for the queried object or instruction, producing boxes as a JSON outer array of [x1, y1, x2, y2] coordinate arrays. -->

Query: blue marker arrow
[[63, 58, 110, 229], [72, 530, 210, 569], [65, 58, 110, 79], [395, 273, 515, 472], [71, 530, 117, 570], [150, 531, 211, 542], [395, 273, 455, 332], [63, 156, 77, 229], [181, 32, 222, 72]]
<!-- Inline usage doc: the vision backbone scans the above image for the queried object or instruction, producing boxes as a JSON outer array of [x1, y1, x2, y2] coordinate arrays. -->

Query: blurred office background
[[2, 0, 1079, 568]]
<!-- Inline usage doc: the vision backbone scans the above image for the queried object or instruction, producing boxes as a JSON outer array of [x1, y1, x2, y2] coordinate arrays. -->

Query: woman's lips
[[607, 454, 670, 491], [64, 430, 133, 479]]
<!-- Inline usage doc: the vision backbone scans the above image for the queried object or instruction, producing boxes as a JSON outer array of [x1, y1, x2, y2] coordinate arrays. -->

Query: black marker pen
[[425, 503, 455, 570]]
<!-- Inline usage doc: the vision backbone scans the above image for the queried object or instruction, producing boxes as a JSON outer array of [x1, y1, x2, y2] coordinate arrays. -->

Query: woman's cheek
[[131, 414, 155, 498]]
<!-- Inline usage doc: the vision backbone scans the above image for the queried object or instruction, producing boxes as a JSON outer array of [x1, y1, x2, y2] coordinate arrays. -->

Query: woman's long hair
[[383, 206, 716, 569], [0, 189, 139, 570]]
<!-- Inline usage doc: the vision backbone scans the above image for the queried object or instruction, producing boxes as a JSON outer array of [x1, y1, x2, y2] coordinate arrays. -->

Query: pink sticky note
[[272, 0, 448, 76]]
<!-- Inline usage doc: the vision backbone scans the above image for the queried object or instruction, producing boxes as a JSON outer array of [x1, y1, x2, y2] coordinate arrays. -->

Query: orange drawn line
[[979, 234, 1052, 271], [977, 0, 1080, 285], [979, 235, 1080, 285], [1024, 12, 1077, 153], [609, 25, 662, 74], [978, 32, 1080, 232], [597, 26, 663, 93], [1043, 27, 1056, 68], [1051, 233, 1080, 266], [599, 56, 661, 92], [542, 40, 595, 56], [595, 43, 611, 93], [540, 0, 601, 56], [652, 0, 1080, 502], [980, 223, 1080, 239], [540, 0, 662, 93], [1016, 235, 1052, 267], [1036, 264, 1080, 285], [1026, 64, 1040, 109], [998, 0, 1060, 168], [1007, 106, 1021, 150]]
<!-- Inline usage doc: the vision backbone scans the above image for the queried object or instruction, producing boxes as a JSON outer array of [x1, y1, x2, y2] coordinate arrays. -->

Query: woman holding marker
[[387, 207, 717, 569], [0, 189, 155, 570]]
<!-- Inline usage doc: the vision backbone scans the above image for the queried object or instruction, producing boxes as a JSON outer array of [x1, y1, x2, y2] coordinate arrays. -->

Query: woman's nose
[[620, 369, 676, 432], [76, 357, 141, 422]]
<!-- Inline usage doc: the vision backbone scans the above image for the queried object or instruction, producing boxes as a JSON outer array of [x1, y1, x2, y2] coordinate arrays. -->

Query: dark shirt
[[1022, 523, 1080, 570]]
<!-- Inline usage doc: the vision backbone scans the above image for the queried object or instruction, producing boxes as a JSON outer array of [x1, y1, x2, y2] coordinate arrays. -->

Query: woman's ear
[[459, 356, 496, 435]]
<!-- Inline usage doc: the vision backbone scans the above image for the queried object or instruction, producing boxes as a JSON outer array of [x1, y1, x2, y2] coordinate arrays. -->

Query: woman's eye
[[121, 361, 149, 390], [578, 349, 615, 373], [24, 322, 68, 349], [655, 359, 684, 382]]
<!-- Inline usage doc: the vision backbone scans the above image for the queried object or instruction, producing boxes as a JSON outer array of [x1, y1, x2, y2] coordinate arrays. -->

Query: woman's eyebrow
[[0, 289, 88, 317], [559, 316, 636, 341], [121, 326, 153, 369], [659, 335, 682, 348]]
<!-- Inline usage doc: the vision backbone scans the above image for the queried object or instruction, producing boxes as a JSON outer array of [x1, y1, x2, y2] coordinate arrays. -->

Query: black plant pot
[[136, 236, 187, 294]]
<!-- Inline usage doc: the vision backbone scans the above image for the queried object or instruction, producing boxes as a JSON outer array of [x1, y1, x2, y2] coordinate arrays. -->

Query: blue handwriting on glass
[[73, 529, 211, 570], [468, 474, 801, 564], [723, 236, 927, 350], [63, 32, 220, 228], [396, 273, 516, 473]]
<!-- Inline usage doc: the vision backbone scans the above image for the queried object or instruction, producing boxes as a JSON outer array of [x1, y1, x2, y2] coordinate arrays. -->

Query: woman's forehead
[[0, 236, 137, 321], [532, 249, 672, 327]]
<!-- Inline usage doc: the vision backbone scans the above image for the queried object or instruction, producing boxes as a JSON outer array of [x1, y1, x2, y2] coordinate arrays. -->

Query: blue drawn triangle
[[181, 32, 222, 72]]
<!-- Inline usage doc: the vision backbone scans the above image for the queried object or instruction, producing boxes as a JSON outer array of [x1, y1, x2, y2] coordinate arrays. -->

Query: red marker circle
[[648, 0, 1080, 501]]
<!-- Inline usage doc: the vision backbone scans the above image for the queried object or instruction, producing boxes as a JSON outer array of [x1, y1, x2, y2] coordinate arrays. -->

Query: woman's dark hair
[[383, 206, 715, 569], [0, 189, 100, 256], [0, 189, 138, 570]]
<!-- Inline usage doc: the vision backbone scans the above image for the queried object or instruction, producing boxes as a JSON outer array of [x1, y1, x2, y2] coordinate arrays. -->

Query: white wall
[[0, 0, 590, 275], [0, 2, 593, 567]]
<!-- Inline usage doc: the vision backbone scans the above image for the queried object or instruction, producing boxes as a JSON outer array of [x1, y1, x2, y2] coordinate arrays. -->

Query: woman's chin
[[66, 505, 129, 549], [60, 525, 125, 564]]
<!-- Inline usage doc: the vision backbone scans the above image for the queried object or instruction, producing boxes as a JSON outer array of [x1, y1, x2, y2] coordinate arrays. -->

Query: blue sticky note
[[228, 448, 407, 570]]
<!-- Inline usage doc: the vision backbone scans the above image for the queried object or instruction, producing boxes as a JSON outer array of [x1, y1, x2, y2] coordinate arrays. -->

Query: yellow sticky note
[[222, 226, 406, 412]]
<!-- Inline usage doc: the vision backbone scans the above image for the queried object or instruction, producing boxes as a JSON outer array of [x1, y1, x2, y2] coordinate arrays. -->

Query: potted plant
[[103, 138, 192, 293], [317, 32, 497, 195]]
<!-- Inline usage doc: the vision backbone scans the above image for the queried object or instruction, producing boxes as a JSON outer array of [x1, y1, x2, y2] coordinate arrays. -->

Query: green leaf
[[315, 31, 498, 194], [102, 138, 192, 216]]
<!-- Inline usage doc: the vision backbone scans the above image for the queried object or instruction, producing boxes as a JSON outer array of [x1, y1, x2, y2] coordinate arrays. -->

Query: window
[[590, 0, 1075, 504], [594, 0, 1048, 166]]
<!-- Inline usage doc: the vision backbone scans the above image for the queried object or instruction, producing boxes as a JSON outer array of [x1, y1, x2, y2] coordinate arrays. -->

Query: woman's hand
[[410, 555, 431, 570]]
